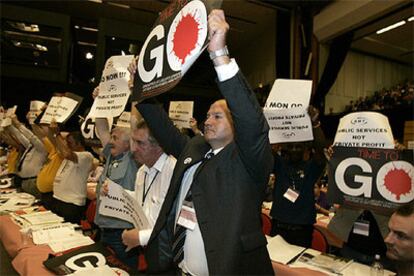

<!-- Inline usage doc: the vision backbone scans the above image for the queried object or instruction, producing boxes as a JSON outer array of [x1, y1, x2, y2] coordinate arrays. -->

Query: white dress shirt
[[177, 148, 224, 276], [176, 58, 239, 276], [133, 153, 176, 246]]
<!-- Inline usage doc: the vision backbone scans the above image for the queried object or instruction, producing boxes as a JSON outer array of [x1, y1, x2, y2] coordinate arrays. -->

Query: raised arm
[[130, 101, 143, 131], [308, 105, 327, 165], [137, 103, 189, 158], [95, 118, 111, 148], [5, 120, 31, 149], [128, 56, 143, 131], [128, 57, 189, 157], [208, 10, 273, 184], [47, 121, 78, 163], [91, 87, 111, 147], [0, 130, 21, 150]]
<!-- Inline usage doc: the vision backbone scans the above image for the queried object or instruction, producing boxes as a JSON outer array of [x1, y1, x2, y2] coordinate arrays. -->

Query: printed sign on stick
[[132, 0, 221, 102], [263, 79, 313, 143], [328, 146, 413, 212], [40, 93, 82, 124], [169, 101, 194, 129], [333, 112, 394, 149], [88, 55, 134, 118]]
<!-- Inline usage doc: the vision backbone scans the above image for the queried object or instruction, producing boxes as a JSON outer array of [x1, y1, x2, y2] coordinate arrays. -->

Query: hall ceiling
[[2, 0, 412, 76]]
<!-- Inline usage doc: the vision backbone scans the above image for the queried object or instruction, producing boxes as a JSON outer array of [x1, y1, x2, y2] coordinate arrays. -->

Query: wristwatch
[[209, 46, 229, 60]]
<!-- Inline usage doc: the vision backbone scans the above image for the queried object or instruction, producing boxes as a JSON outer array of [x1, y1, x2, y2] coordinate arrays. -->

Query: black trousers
[[50, 197, 85, 224], [270, 219, 313, 248]]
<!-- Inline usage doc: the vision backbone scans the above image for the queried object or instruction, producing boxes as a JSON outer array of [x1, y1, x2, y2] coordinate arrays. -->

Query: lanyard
[[142, 171, 159, 206], [106, 159, 120, 178]]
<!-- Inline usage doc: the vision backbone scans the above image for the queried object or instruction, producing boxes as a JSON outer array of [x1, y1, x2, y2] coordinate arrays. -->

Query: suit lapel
[[148, 137, 210, 244]]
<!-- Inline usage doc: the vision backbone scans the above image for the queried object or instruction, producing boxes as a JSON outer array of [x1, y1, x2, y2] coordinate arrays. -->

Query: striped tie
[[172, 218, 187, 264], [172, 193, 192, 264], [172, 152, 214, 264]]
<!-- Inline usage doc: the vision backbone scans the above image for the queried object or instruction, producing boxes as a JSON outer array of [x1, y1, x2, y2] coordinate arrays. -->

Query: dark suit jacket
[[138, 71, 274, 275]]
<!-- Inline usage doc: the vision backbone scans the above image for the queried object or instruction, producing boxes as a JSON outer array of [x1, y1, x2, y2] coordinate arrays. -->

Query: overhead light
[[74, 25, 80, 29], [77, 41, 97, 47], [87, 0, 102, 3], [35, 44, 48, 51], [107, 2, 130, 9], [8, 21, 40, 32], [112, 37, 116, 41], [86, 52, 94, 59], [81, 26, 99, 32], [12, 40, 48, 51], [376, 20, 406, 34], [408, 16, 414, 22]]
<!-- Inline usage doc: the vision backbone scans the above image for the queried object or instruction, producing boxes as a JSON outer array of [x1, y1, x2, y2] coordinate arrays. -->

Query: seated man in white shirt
[[121, 120, 176, 252], [50, 130, 94, 224]]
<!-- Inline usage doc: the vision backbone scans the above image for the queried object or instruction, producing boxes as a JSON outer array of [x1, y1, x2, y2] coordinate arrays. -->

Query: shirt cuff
[[138, 229, 151, 246], [214, 58, 239, 82]]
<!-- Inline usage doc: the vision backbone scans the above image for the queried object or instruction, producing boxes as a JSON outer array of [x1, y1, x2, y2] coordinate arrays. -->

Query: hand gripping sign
[[132, 0, 221, 102], [27, 101, 46, 124], [89, 55, 134, 118], [40, 93, 82, 124]]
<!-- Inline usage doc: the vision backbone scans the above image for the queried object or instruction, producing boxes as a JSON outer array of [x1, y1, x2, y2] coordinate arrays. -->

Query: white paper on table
[[32, 224, 76, 244], [341, 260, 396, 276], [20, 210, 64, 225], [99, 179, 150, 230], [266, 235, 306, 264], [67, 265, 128, 276], [48, 233, 94, 253], [0, 192, 35, 212]]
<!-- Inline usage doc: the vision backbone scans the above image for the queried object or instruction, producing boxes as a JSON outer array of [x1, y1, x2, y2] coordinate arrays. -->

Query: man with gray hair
[[92, 88, 138, 268]]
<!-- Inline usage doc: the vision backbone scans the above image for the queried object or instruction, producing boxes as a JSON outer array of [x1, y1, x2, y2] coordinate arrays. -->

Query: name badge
[[353, 220, 370, 236], [283, 188, 299, 203], [177, 201, 197, 231]]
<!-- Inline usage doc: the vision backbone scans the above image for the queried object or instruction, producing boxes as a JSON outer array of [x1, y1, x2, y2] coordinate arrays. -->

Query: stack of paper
[[48, 234, 94, 253], [291, 249, 354, 275], [0, 192, 35, 213], [267, 235, 306, 264], [20, 211, 64, 225], [32, 223, 77, 244]]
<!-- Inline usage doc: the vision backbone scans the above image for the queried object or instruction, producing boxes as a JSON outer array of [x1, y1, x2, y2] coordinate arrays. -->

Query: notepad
[[266, 235, 306, 264]]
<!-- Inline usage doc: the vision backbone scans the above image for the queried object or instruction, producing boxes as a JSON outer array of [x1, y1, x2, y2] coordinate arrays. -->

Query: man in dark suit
[[131, 9, 273, 275]]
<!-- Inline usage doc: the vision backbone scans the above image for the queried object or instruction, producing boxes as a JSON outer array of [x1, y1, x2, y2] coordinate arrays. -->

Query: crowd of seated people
[[344, 79, 414, 112]]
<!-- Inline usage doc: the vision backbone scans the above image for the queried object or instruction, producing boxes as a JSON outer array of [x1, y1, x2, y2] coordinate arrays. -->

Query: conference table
[[1, 213, 396, 276], [0, 215, 54, 275], [0, 196, 391, 276]]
